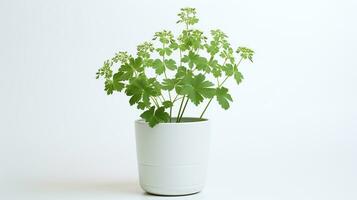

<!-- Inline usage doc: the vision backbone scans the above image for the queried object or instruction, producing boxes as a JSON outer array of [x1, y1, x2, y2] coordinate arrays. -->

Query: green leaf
[[137, 102, 149, 110], [112, 51, 131, 64], [181, 51, 208, 71], [115, 57, 143, 81], [153, 30, 174, 45], [175, 66, 188, 79], [209, 59, 218, 67], [157, 48, 173, 56], [181, 74, 215, 105], [162, 101, 173, 108], [206, 41, 220, 56], [150, 59, 176, 73], [96, 60, 113, 79], [222, 64, 234, 76], [181, 51, 198, 68], [234, 69, 244, 85], [177, 7, 199, 27], [140, 106, 170, 127], [164, 48, 172, 56], [112, 73, 125, 91], [131, 57, 143, 72], [212, 67, 221, 78], [137, 42, 154, 59], [162, 78, 179, 91], [129, 94, 142, 105], [104, 77, 124, 95], [125, 75, 160, 106], [164, 59, 177, 70], [169, 42, 179, 50], [178, 29, 205, 50], [151, 59, 165, 75], [216, 87, 233, 110], [104, 79, 114, 95], [140, 107, 157, 127], [237, 47, 255, 62], [155, 106, 170, 121], [220, 47, 235, 63], [175, 69, 193, 95], [194, 57, 209, 72], [209, 59, 221, 77], [116, 64, 133, 81]]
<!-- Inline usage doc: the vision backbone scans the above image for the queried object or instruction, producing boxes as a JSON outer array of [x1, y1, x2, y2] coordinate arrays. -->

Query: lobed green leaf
[[216, 87, 233, 109], [140, 106, 170, 127]]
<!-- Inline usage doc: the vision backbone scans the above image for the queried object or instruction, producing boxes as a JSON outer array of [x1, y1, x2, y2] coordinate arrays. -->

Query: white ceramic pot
[[135, 118, 210, 196]]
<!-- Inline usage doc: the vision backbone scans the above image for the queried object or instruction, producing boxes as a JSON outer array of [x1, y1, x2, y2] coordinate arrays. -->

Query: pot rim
[[135, 117, 209, 126]]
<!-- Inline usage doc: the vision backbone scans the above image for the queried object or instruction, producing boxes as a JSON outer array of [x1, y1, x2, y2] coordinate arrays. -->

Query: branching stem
[[199, 57, 244, 118]]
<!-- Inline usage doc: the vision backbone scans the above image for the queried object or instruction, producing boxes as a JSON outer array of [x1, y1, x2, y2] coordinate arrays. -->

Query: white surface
[[135, 119, 210, 195], [0, 0, 356, 199]]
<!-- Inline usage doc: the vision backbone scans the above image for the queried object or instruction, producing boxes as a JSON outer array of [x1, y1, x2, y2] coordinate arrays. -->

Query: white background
[[1, 0, 356, 199]]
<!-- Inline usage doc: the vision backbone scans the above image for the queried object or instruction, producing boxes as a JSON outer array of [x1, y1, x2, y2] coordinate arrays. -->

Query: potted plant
[[96, 7, 254, 196]]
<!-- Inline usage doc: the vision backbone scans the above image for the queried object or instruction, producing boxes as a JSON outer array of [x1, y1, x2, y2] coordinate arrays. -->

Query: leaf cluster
[[96, 8, 255, 127]]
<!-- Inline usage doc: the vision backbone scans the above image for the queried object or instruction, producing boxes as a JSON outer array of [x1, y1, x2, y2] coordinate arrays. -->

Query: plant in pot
[[96, 7, 254, 196]]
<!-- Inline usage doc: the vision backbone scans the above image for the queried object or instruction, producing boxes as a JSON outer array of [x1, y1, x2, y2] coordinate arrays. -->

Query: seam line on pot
[[138, 163, 205, 167]]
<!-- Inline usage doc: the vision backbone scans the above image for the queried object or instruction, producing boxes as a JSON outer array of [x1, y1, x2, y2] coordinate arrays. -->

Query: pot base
[[141, 184, 203, 196]]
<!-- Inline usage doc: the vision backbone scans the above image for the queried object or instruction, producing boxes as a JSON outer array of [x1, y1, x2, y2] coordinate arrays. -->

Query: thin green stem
[[199, 98, 213, 119], [178, 97, 189, 122], [150, 97, 159, 107], [157, 96, 163, 104], [236, 57, 243, 70], [220, 76, 229, 87], [222, 58, 228, 66], [155, 97, 161, 106], [173, 94, 179, 102], [173, 96, 183, 103], [161, 95, 166, 102], [176, 95, 185, 122], [164, 71, 173, 122]]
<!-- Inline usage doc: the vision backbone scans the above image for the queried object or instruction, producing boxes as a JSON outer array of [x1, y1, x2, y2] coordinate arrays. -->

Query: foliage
[[96, 7, 254, 127]]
